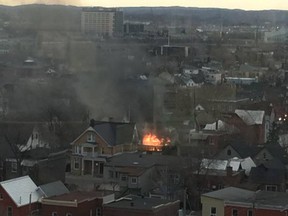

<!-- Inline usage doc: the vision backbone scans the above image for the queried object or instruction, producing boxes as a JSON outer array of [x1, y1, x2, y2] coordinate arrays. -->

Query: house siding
[[201, 196, 224, 216], [0, 186, 39, 216], [225, 205, 286, 216], [41, 198, 103, 216]]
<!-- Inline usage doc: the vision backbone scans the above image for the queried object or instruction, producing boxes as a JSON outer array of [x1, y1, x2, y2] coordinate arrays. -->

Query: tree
[[266, 122, 279, 144]]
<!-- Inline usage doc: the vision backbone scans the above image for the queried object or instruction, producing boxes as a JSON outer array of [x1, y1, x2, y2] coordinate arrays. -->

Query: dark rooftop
[[104, 195, 179, 210], [45, 191, 112, 203]]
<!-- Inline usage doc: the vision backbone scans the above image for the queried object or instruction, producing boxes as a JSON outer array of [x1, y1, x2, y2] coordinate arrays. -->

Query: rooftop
[[38, 181, 69, 198], [43, 191, 111, 203], [104, 195, 179, 210], [0, 176, 41, 207]]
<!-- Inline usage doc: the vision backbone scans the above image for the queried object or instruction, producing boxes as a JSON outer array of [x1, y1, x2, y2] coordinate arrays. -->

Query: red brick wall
[[0, 186, 39, 216], [225, 205, 286, 216], [41, 198, 103, 216]]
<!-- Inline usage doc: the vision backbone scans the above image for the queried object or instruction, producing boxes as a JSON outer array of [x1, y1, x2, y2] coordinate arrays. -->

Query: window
[[11, 162, 17, 173], [121, 174, 127, 181], [232, 209, 238, 216], [7, 206, 12, 216], [74, 158, 80, 170], [210, 207, 216, 216], [0, 193, 3, 200], [75, 146, 82, 154], [263, 152, 266, 159], [131, 177, 137, 184], [66, 213, 72, 216], [266, 185, 277, 191], [247, 209, 253, 216], [227, 149, 232, 156], [52, 212, 58, 216], [87, 133, 96, 142], [96, 208, 101, 216]]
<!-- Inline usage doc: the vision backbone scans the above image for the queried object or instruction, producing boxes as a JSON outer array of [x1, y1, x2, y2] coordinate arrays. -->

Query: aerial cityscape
[[0, 1, 288, 216]]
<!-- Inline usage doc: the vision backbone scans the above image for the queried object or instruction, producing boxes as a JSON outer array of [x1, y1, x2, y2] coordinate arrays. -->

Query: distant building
[[124, 22, 146, 35], [264, 28, 288, 43], [81, 7, 124, 37], [224, 77, 258, 85], [154, 45, 189, 57]]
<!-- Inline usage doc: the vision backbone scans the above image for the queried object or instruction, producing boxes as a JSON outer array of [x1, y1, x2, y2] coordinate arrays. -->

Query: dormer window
[[87, 133, 96, 142]]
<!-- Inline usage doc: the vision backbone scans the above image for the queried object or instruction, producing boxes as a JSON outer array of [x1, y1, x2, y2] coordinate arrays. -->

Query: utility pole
[[183, 187, 187, 216]]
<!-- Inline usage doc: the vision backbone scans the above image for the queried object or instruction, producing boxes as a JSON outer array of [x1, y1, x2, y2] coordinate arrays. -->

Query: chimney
[[130, 202, 134, 207], [90, 119, 95, 127], [226, 166, 232, 177]]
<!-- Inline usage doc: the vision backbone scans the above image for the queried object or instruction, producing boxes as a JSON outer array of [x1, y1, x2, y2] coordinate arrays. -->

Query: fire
[[143, 133, 163, 146]]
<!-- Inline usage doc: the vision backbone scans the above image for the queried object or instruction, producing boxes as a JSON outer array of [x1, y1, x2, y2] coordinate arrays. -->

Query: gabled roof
[[235, 109, 265, 125], [257, 144, 288, 165], [38, 181, 69, 198], [229, 141, 259, 158], [201, 157, 256, 175], [0, 176, 41, 207], [92, 121, 137, 146]]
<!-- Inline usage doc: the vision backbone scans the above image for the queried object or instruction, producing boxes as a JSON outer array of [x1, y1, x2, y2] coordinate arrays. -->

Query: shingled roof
[[92, 121, 138, 146]]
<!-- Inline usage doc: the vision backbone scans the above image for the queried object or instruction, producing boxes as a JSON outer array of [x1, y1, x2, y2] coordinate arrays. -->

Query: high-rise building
[[81, 7, 124, 37]]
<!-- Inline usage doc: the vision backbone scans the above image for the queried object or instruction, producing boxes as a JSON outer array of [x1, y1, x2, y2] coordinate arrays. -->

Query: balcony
[[81, 151, 99, 158]]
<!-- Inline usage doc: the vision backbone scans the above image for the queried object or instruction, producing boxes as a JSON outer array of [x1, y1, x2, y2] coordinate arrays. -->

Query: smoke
[[71, 41, 154, 122]]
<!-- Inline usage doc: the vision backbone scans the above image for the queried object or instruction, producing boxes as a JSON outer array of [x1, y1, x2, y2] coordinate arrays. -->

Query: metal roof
[[38, 181, 69, 198], [235, 109, 265, 125], [0, 176, 41, 207]]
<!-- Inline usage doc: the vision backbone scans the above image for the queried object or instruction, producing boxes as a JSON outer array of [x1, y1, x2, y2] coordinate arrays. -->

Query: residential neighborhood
[[0, 1, 288, 216]]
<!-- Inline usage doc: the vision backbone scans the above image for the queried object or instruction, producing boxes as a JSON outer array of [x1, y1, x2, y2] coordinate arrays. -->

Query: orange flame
[[143, 133, 163, 146]]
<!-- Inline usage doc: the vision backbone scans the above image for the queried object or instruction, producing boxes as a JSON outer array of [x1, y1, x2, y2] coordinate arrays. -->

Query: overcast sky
[[0, 0, 288, 10]]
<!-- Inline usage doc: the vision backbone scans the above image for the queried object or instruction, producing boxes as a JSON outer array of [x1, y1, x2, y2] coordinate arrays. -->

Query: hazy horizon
[[0, 0, 288, 11]]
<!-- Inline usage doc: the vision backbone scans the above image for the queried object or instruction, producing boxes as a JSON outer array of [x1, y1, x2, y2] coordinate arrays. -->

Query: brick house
[[41, 191, 115, 216], [0, 176, 42, 216], [223, 110, 265, 145], [201, 187, 288, 216], [70, 121, 139, 178], [103, 195, 180, 216]]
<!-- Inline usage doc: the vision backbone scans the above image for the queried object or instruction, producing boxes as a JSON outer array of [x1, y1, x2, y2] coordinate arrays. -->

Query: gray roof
[[104, 195, 179, 210], [235, 109, 265, 125], [106, 152, 186, 169], [255, 191, 288, 208], [203, 187, 288, 210], [202, 187, 255, 203], [93, 121, 137, 146], [38, 181, 69, 198]]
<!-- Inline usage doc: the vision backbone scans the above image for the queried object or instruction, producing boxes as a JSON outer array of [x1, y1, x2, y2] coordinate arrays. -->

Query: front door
[[84, 160, 92, 175]]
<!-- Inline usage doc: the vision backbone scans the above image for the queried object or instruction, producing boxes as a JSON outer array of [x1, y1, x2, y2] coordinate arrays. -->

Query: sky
[[0, 0, 288, 10]]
